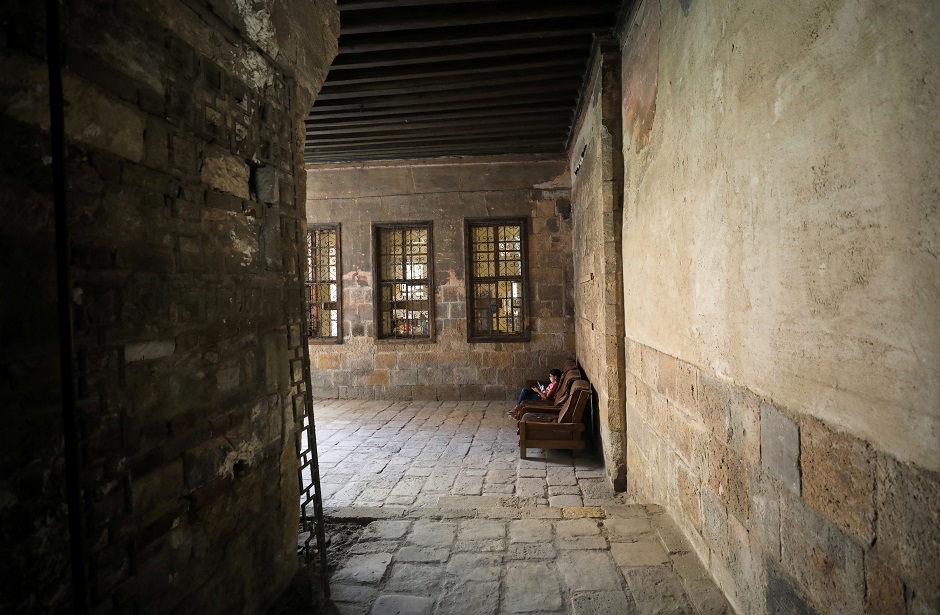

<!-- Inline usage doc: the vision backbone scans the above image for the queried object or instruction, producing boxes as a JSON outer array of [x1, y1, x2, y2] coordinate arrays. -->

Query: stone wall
[[619, 0, 940, 613], [305, 157, 575, 401], [569, 46, 628, 490], [0, 1, 338, 613]]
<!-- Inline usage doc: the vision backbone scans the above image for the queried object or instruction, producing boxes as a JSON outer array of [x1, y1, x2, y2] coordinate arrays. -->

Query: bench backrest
[[552, 368, 582, 405], [557, 380, 591, 424]]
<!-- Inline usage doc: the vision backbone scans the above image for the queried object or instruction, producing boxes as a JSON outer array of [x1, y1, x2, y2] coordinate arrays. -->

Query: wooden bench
[[518, 380, 591, 459]]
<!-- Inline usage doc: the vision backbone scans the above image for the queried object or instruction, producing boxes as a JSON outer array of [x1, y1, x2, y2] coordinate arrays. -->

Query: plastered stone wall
[[620, 0, 940, 613], [569, 47, 628, 491], [0, 1, 338, 613], [305, 157, 575, 401]]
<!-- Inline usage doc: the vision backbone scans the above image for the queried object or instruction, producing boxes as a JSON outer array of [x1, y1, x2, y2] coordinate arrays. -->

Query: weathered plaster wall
[[0, 1, 338, 613], [621, 0, 939, 613], [569, 47, 628, 491], [305, 157, 575, 401]]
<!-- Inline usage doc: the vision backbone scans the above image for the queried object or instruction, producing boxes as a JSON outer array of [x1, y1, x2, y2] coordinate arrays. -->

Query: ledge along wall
[[618, 0, 940, 614], [0, 1, 338, 612], [305, 156, 576, 401]]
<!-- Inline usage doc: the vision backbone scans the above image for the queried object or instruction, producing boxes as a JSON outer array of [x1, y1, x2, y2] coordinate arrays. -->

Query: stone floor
[[310, 399, 732, 615]]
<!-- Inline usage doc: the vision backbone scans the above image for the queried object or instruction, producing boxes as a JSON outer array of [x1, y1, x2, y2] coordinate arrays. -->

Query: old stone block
[[674, 359, 697, 413], [612, 536, 671, 566], [183, 437, 234, 490], [331, 553, 392, 585], [371, 594, 432, 615], [504, 562, 562, 612], [760, 403, 800, 494], [125, 339, 175, 362], [800, 416, 874, 545], [436, 579, 498, 615], [729, 387, 760, 467], [864, 552, 906, 615], [623, 567, 695, 615], [749, 471, 781, 560], [640, 344, 658, 390], [676, 463, 702, 529], [571, 590, 638, 615], [559, 551, 622, 591], [657, 351, 677, 399], [779, 493, 864, 614], [132, 458, 183, 515], [765, 558, 820, 615], [875, 453, 940, 600], [698, 373, 731, 443], [706, 439, 750, 524]]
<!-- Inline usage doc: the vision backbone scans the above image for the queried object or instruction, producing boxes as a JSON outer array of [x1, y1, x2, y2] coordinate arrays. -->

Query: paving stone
[[604, 504, 648, 518], [445, 553, 502, 582], [604, 517, 654, 541], [458, 519, 506, 541], [548, 485, 581, 496], [384, 563, 443, 593], [549, 495, 584, 507], [571, 590, 639, 615], [557, 536, 609, 550], [507, 542, 557, 560], [504, 562, 563, 612], [436, 579, 499, 615], [394, 546, 449, 562], [556, 519, 601, 539], [455, 539, 504, 552], [332, 553, 393, 585], [369, 594, 432, 615], [623, 567, 696, 615], [330, 584, 379, 604], [611, 541, 670, 567], [452, 475, 484, 495], [516, 477, 547, 498], [406, 520, 456, 547], [350, 541, 399, 555], [509, 519, 552, 543], [546, 467, 578, 486], [562, 506, 605, 518], [360, 520, 412, 541], [558, 551, 622, 591]]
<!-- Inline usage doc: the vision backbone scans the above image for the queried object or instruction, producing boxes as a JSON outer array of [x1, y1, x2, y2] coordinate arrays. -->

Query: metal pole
[[45, 0, 90, 612]]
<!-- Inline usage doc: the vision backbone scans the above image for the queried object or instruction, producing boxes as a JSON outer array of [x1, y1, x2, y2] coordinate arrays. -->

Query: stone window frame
[[306, 223, 343, 344], [372, 221, 436, 342], [464, 217, 531, 343]]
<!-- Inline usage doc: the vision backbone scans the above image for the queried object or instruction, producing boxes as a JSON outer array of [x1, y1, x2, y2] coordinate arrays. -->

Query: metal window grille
[[466, 219, 528, 341], [306, 225, 341, 341], [375, 224, 433, 339]]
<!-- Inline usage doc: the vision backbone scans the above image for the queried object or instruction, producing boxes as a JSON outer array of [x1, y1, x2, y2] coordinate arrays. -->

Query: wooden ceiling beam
[[307, 94, 576, 120], [308, 119, 570, 142], [307, 109, 572, 133], [315, 68, 584, 100], [338, 17, 612, 53], [339, 2, 620, 35], [322, 52, 588, 86], [328, 37, 585, 70], [309, 82, 578, 110]]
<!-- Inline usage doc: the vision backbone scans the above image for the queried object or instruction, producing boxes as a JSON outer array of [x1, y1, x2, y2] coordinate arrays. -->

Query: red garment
[[543, 380, 558, 402]]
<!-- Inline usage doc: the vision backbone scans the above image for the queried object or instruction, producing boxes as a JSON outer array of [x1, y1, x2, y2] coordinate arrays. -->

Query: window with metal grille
[[306, 224, 341, 342], [465, 218, 529, 342], [374, 223, 434, 340]]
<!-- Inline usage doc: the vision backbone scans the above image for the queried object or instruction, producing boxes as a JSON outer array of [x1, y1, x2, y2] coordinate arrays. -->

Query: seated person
[[510, 368, 562, 419]]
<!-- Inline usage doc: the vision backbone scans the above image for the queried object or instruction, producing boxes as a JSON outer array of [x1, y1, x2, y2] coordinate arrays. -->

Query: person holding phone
[[510, 368, 562, 418]]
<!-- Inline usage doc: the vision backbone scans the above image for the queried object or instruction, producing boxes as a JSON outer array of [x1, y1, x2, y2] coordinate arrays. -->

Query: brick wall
[[0, 1, 338, 613], [305, 157, 576, 401]]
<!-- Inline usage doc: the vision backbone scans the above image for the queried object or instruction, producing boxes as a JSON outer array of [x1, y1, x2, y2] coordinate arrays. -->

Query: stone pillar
[[0, 1, 338, 612]]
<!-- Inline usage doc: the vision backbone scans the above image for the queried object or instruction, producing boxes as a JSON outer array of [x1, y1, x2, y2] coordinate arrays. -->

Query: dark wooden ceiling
[[304, 0, 624, 163]]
